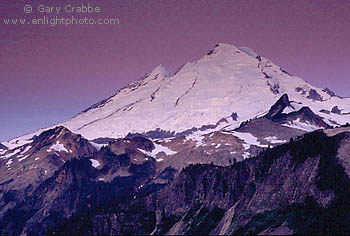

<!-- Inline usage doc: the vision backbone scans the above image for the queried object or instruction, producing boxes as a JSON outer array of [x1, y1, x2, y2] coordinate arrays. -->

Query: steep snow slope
[[5, 43, 350, 144], [59, 44, 349, 140]]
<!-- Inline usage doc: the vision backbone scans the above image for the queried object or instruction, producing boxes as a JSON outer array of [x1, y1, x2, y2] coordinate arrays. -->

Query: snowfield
[[47, 141, 69, 153], [264, 136, 286, 144], [232, 131, 268, 149], [282, 118, 322, 132], [90, 159, 101, 168], [138, 143, 177, 162]]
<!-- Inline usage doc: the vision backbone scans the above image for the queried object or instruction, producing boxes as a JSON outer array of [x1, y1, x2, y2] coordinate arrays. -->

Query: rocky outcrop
[[323, 87, 337, 97], [264, 94, 330, 130], [286, 106, 331, 129], [0, 143, 7, 150], [331, 106, 342, 115], [265, 94, 293, 120], [307, 89, 323, 101]]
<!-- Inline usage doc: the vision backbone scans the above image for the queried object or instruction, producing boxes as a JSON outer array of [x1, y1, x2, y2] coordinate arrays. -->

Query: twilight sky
[[1, 0, 350, 142]]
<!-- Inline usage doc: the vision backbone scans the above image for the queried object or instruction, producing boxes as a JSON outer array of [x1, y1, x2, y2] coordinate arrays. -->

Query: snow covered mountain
[[4, 43, 350, 147], [61, 44, 350, 139]]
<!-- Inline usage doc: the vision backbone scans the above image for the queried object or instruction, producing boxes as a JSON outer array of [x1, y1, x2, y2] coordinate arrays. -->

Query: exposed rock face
[[307, 89, 323, 101], [0, 143, 7, 150], [332, 106, 342, 115], [265, 94, 293, 120], [231, 112, 238, 121], [285, 106, 331, 129], [263, 94, 331, 131], [320, 109, 331, 114], [323, 87, 337, 97], [149, 131, 349, 235], [232, 94, 330, 158], [1, 129, 350, 235]]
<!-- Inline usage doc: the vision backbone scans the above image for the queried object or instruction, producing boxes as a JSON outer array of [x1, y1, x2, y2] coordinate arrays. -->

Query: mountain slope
[[2, 127, 350, 235], [0, 126, 96, 222], [59, 44, 350, 140]]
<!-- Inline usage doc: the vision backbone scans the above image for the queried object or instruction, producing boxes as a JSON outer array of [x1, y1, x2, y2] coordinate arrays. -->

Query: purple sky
[[1, 0, 350, 141]]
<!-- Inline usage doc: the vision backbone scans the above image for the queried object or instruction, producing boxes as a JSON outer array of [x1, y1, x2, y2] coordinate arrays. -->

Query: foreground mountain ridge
[[1, 126, 350, 235]]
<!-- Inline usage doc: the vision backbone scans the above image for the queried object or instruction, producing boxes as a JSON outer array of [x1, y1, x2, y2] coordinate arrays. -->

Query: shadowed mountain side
[[1, 129, 349, 235]]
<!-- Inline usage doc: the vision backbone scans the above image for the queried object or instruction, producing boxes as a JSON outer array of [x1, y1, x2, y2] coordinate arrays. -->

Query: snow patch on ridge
[[152, 143, 177, 156], [47, 141, 69, 153], [232, 131, 268, 149], [238, 46, 259, 58], [264, 136, 286, 144], [185, 134, 205, 148], [6, 159, 13, 166], [282, 118, 321, 132], [1, 149, 21, 159], [18, 155, 29, 162], [89, 141, 107, 151], [3, 138, 33, 150], [282, 106, 295, 114], [21, 146, 32, 154], [90, 159, 100, 168], [138, 143, 177, 160]]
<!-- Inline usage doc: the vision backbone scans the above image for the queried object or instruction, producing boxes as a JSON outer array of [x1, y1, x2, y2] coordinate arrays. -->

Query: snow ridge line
[[150, 86, 161, 102], [175, 74, 199, 107], [76, 99, 143, 131]]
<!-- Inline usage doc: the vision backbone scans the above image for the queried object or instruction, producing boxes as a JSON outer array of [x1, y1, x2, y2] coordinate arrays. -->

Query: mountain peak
[[237, 46, 259, 58], [207, 43, 242, 56], [215, 43, 240, 50], [206, 43, 260, 59], [149, 64, 172, 78], [265, 94, 292, 120]]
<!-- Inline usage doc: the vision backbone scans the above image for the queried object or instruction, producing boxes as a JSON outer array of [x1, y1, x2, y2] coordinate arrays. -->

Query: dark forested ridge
[[1, 129, 350, 235]]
